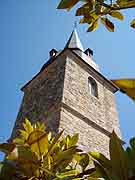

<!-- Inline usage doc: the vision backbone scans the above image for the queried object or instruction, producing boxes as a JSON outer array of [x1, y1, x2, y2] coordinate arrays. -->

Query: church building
[[11, 29, 121, 156]]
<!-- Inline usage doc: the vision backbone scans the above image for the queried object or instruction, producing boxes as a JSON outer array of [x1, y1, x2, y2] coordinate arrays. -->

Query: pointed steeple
[[65, 28, 84, 51]]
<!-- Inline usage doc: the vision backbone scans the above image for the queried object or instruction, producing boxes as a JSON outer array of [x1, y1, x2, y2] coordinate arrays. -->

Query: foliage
[[57, 0, 135, 32], [0, 119, 92, 180], [111, 79, 135, 101], [89, 131, 135, 180], [1, 120, 135, 180]]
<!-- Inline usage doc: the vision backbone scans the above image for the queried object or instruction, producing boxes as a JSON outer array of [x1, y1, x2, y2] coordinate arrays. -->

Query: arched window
[[88, 77, 98, 98]]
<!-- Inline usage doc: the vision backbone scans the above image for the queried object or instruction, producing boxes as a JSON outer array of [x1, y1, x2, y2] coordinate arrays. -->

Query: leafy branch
[[57, 0, 135, 31]]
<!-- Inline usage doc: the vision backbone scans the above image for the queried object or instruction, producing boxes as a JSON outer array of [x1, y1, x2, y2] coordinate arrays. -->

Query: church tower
[[12, 29, 121, 156]]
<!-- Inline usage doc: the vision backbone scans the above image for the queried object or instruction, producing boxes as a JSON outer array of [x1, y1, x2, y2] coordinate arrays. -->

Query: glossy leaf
[[88, 162, 110, 180], [34, 121, 46, 132], [57, 0, 79, 10], [78, 153, 90, 170], [57, 169, 80, 178], [111, 79, 135, 101], [101, 17, 115, 32], [109, 11, 124, 20], [130, 19, 135, 28], [46, 130, 64, 156], [79, 17, 92, 24], [109, 131, 128, 180], [0, 161, 17, 180], [76, 3, 93, 16], [87, 19, 99, 32], [27, 130, 49, 157], [23, 118, 33, 134], [0, 143, 15, 154], [90, 152, 111, 168], [53, 146, 79, 167]]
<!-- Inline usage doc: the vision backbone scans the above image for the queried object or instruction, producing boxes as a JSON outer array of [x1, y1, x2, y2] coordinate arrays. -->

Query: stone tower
[[12, 29, 121, 155]]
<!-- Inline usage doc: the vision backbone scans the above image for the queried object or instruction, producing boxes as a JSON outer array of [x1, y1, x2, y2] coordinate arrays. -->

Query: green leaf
[[109, 11, 124, 21], [101, 17, 115, 32], [87, 19, 99, 32], [19, 129, 29, 140], [129, 137, 135, 150], [109, 131, 128, 180], [130, 19, 135, 29], [46, 130, 64, 156], [7, 146, 39, 176], [57, 0, 79, 10], [34, 121, 46, 132], [0, 161, 17, 180], [57, 169, 80, 178], [0, 143, 15, 154], [88, 162, 110, 180], [76, 3, 93, 16], [78, 153, 90, 170], [53, 146, 80, 169], [23, 118, 33, 134], [111, 79, 135, 101], [27, 130, 49, 157], [79, 17, 92, 24], [90, 152, 111, 168], [68, 133, 79, 147]]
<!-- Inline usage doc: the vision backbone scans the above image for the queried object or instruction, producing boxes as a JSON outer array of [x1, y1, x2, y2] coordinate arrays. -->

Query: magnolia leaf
[[87, 19, 99, 32], [40, 166, 55, 176], [78, 153, 90, 170], [90, 152, 111, 168], [79, 17, 92, 24], [111, 79, 135, 101], [34, 121, 46, 132], [88, 162, 110, 180], [74, 153, 83, 162], [19, 129, 29, 140], [57, 0, 79, 10], [76, 3, 93, 16], [6, 147, 18, 160], [68, 133, 79, 147], [27, 130, 49, 157], [101, 17, 115, 32], [0, 161, 17, 180], [57, 169, 80, 178], [53, 146, 80, 169], [13, 137, 24, 144], [130, 19, 135, 29], [109, 11, 124, 21], [66, 135, 70, 148], [109, 131, 128, 180], [45, 130, 64, 156], [0, 143, 15, 154], [7, 146, 39, 176], [23, 118, 33, 134], [130, 138, 135, 150], [126, 141, 135, 175]]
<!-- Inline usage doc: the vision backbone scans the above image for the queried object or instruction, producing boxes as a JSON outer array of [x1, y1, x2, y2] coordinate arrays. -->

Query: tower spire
[[65, 26, 84, 51]]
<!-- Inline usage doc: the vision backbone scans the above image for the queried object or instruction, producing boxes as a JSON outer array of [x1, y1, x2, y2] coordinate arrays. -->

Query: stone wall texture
[[11, 49, 121, 156]]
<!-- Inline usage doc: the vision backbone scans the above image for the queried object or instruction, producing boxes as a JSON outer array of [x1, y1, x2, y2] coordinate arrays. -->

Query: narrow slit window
[[88, 77, 98, 98]]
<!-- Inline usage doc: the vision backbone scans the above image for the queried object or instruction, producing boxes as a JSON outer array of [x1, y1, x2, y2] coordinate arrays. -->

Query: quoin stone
[[11, 29, 121, 156]]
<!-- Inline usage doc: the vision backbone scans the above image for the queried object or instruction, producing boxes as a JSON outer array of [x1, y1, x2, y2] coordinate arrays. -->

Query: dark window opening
[[88, 77, 98, 98]]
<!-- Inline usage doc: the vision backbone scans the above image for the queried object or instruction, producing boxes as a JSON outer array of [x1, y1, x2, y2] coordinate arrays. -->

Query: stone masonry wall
[[11, 53, 67, 138], [60, 50, 121, 155], [60, 106, 110, 157], [12, 49, 121, 157], [62, 51, 121, 137]]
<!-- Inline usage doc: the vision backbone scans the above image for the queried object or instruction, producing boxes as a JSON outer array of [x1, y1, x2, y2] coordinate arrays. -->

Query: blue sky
[[0, 0, 135, 145]]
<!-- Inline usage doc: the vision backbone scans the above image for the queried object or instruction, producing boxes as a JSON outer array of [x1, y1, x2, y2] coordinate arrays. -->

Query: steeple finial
[[65, 25, 84, 51]]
